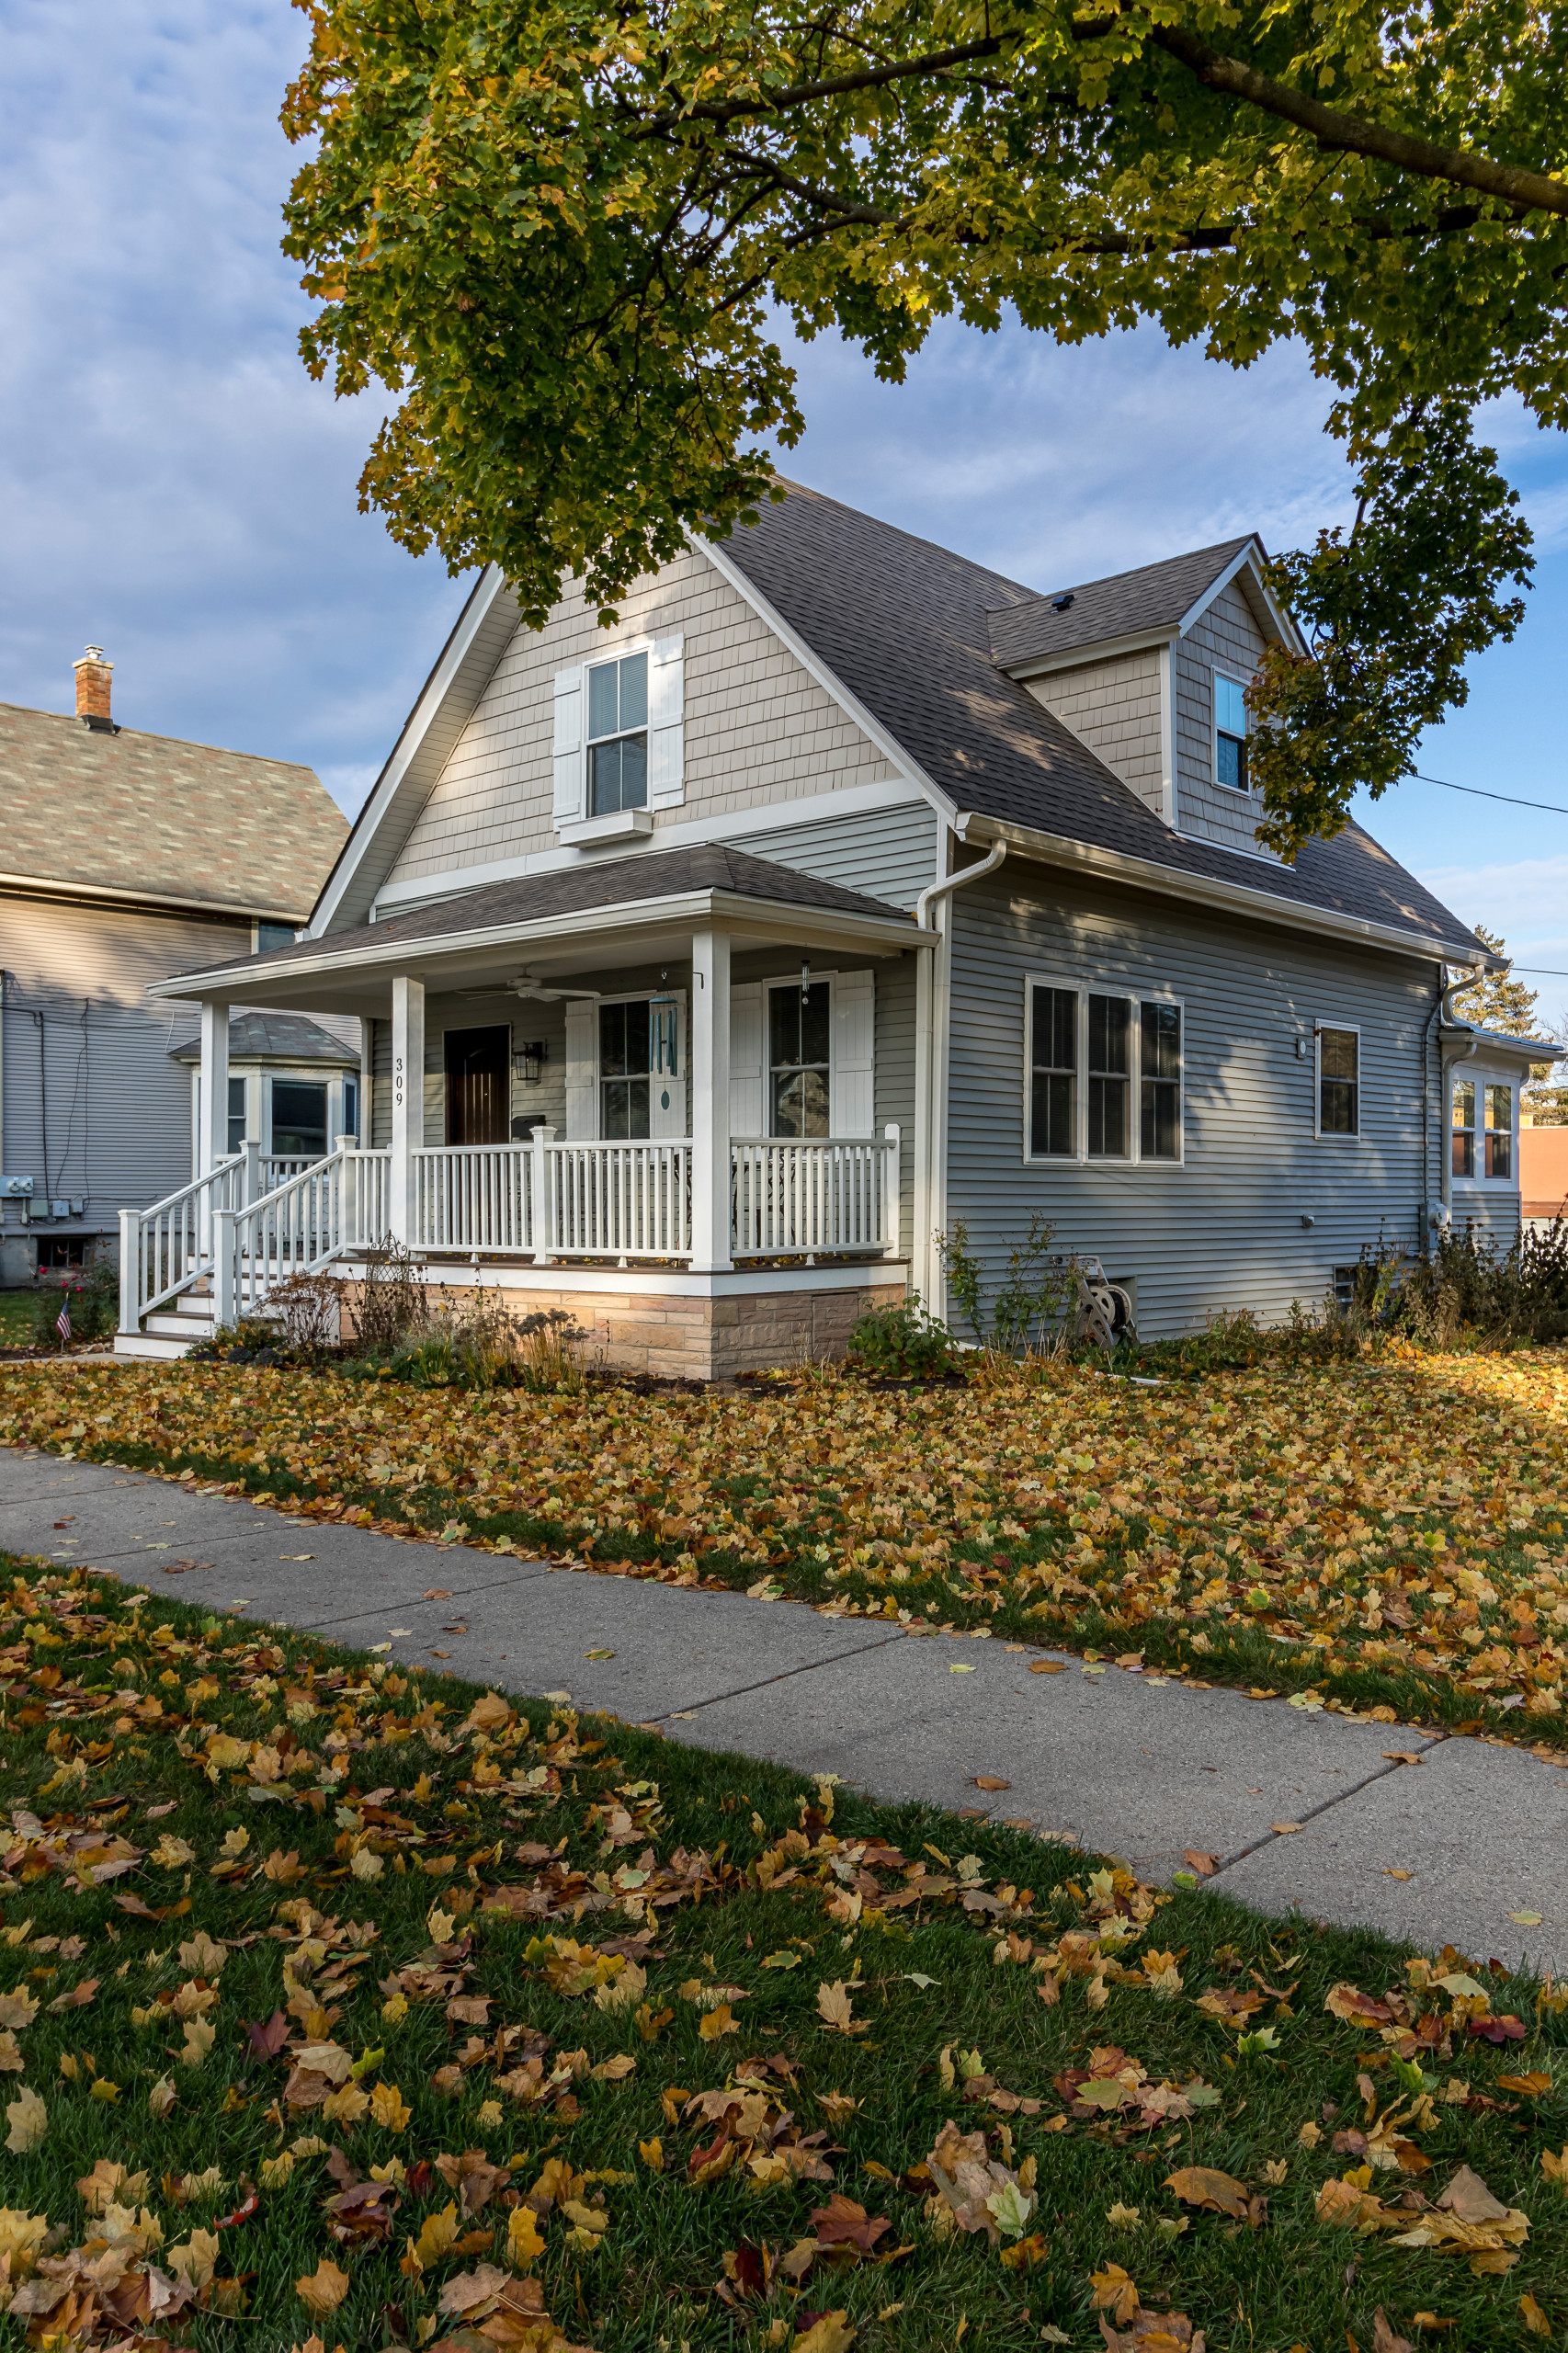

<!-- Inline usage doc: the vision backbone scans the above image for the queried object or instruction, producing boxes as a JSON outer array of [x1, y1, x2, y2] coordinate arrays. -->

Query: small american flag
[[55, 1292, 71, 1346]]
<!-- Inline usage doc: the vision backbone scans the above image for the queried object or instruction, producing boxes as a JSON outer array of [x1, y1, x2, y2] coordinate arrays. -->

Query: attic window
[[587, 653, 648, 816], [1215, 673, 1249, 791]]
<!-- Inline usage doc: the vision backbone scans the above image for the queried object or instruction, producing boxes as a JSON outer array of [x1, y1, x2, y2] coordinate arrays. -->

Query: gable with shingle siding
[[381, 548, 899, 895], [1174, 577, 1278, 858]]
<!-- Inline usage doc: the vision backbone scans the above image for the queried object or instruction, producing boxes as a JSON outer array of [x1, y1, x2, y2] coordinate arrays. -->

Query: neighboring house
[[1520, 1121, 1568, 1234], [124, 483, 1551, 1368], [168, 1014, 363, 1181], [0, 648, 350, 1287]]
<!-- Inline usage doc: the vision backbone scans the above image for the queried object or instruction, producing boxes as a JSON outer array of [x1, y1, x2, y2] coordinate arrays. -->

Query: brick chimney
[[74, 645, 116, 733]]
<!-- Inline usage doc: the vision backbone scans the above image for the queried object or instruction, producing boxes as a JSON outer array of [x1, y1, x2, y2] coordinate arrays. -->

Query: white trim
[[1022, 973, 1186, 1168], [950, 811, 1486, 972], [1314, 1019, 1362, 1142], [1002, 625, 1182, 682], [330, 1254, 905, 1299], [372, 773, 928, 913], [1176, 540, 1306, 658], [1158, 642, 1176, 827], [557, 809, 653, 848], [1450, 1063, 1520, 1189], [696, 534, 958, 826]]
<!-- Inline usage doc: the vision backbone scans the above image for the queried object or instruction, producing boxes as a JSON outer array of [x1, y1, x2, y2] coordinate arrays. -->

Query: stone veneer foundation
[[338, 1268, 906, 1382]]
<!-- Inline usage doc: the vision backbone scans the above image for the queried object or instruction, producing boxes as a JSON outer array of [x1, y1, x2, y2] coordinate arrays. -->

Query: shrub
[[846, 1298, 963, 1380], [937, 1216, 1076, 1358]]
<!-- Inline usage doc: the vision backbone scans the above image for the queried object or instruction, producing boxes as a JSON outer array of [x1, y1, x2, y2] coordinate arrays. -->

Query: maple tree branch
[[1147, 22, 1568, 221], [624, 39, 1005, 138]]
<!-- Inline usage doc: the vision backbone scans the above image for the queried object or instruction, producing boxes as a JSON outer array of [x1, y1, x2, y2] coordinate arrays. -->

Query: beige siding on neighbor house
[[383, 548, 897, 893], [1025, 647, 1166, 822], [1173, 578, 1278, 860]]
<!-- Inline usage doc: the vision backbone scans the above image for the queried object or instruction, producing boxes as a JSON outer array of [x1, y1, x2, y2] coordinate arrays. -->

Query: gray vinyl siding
[[737, 801, 940, 913], [1173, 581, 1278, 859], [943, 862, 1451, 1337], [1, 892, 252, 1239]]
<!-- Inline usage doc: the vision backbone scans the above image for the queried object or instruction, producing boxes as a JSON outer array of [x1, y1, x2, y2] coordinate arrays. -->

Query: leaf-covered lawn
[[5, 1558, 1568, 2353], [6, 1350, 1568, 1746]]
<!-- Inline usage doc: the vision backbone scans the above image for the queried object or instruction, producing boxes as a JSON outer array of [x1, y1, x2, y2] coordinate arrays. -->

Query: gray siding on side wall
[[736, 801, 940, 913], [943, 863, 1451, 1336]]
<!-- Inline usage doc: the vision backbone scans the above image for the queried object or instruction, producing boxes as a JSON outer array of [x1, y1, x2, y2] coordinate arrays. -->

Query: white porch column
[[197, 1001, 229, 1259], [690, 926, 733, 1271], [389, 975, 426, 1246], [198, 1002, 230, 1177]]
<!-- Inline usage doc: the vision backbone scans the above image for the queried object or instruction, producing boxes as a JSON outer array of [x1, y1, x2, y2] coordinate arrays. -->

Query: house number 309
[[394, 1054, 404, 1111]]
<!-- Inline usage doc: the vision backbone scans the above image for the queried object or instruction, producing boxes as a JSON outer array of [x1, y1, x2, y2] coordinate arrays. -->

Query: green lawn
[[0, 1291, 40, 1348], [1, 1552, 1565, 2352]]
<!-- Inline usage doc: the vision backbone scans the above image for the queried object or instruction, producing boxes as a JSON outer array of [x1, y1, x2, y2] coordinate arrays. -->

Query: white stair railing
[[213, 1142, 392, 1324], [414, 1145, 532, 1253], [530, 1129, 692, 1262], [730, 1125, 901, 1259], [118, 1155, 244, 1333]]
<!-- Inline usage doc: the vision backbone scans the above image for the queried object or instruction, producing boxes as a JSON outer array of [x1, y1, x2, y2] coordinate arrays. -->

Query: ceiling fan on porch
[[460, 970, 601, 1003]]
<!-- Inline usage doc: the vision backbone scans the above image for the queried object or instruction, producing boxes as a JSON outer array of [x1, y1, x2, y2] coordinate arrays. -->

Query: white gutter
[[914, 837, 1009, 1309]]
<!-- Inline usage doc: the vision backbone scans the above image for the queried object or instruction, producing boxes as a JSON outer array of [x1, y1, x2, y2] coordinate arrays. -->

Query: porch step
[[113, 1329, 206, 1361], [144, 1311, 217, 1340]]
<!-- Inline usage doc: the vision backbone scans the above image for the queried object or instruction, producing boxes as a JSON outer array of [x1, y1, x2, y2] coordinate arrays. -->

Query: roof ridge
[[0, 699, 321, 773], [990, 533, 1257, 615]]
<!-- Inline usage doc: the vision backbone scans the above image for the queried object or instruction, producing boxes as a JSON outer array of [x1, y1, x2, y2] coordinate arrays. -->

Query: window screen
[[1319, 1029, 1358, 1135], [1029, 985, 1076, 1156], [769, 983, 831, 1137], [586, 653, 649, 815], [1140, 1002, 1181, 1159], [1087, 995, 1130, 1157], [599, 1001, 651, 1139]]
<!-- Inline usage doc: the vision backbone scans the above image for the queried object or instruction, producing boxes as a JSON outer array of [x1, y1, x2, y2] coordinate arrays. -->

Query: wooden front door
[[444, 1025, 510, 1145]]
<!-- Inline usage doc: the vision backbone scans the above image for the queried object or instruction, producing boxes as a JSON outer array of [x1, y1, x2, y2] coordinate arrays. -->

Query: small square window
[[1319, 1029, 1358, 1136]]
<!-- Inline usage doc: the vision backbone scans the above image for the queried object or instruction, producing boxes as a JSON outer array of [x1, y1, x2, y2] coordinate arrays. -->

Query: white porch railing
[[415, 1145, 532, 1253], [731, 1126, 901, 1259], [213, 1146, 392, 1322], [118, 1154, 244, 1329], [540, 1136, 692, 1261], [261, 1154, 319, 1189]]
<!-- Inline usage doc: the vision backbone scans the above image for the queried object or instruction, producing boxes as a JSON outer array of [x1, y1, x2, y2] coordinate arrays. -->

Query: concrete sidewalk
[[6, 1445, 1568, 1972]]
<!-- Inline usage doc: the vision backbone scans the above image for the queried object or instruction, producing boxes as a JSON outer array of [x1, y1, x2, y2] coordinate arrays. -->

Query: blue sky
[[4, 3, 1566, 1017]]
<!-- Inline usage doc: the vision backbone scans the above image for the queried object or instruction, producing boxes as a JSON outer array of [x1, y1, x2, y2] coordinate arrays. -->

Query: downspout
[[914, 835, 1008, 1312]]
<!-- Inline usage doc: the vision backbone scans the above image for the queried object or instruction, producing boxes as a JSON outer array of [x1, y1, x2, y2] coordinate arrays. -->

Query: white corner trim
[[695, 532, 958, 825], [1158, 642, 1176, 829]]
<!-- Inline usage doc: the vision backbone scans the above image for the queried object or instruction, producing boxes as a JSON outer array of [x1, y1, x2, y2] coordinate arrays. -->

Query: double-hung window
[[1484, 1082, 1513, 1177], [1215, 674, 1249, 791], [1087, 995, 1131, 1158], [769, 982, 831, 1137], [1318, 1027, 1359, 1136], [1028, 984, 1183, 1162], [226, 1076, 247, 1155], [1451, 1076, 1476, 1176], [586, 652, 648, 816], [599, 1001, 652, 1138]]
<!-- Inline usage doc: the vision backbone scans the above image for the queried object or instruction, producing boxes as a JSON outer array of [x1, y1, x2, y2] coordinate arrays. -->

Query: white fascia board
[[371, 772, 927, 914], [955, 811, 1488, 970], [146, 888, 928, 1002], [309, 565, 520, 938], [0, 870, 302, 926], [1001, 626, 1176, 681], [695, 533, 959, 827], [1176, 540, 1308, 658]]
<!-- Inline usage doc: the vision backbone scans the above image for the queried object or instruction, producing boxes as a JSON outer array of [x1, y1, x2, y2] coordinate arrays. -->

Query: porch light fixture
[[512, 1039, 548, 1086]]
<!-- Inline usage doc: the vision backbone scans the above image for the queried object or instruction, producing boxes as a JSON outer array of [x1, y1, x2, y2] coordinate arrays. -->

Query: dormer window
[[1215, 673, 1249, 791], [586, 652, 648, 816]]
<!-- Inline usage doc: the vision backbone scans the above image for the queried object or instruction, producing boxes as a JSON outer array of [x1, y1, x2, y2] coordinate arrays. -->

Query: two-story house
[[1, 649, 350, 1287], [120, 482, 1540, 1369]]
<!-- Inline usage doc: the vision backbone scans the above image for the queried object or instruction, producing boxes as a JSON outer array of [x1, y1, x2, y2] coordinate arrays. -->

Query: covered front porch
[[126, 847, 929, 1377]]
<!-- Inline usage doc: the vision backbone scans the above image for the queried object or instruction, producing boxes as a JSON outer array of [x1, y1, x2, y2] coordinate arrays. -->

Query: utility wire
[[1415, 769, 1568, 819]]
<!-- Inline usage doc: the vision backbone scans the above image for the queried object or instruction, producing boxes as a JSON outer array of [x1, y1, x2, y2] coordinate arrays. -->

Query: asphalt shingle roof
[[986, 538, 1256, 671], [717, 483, 1482, 960], [0, 703, 347, 920], [168, 1013, 361, 1065], [170, 843, 912, 981]]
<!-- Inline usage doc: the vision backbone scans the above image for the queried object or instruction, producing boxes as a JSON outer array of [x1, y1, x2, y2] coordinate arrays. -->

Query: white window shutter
[[831, 970, 875, 1138], [648, 633, 685, 808], [729, 982, 764, 1137], [563, 1000, 597, 1138], [552, 666, 583, 823]]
